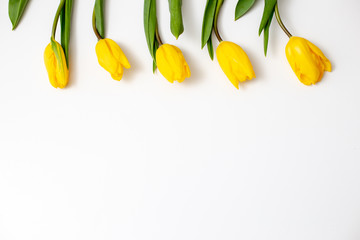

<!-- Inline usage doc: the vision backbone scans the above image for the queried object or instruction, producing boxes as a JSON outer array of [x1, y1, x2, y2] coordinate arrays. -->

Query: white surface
[[1, 0, 360, 239]]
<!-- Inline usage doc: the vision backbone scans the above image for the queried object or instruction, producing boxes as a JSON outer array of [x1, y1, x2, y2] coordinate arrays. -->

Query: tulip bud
[[95, 38, 131, 81], [44, 39, 69, 89], [216, 41, 256, 89], [155, 44, 191, 83], [285, 37, 331, 85]]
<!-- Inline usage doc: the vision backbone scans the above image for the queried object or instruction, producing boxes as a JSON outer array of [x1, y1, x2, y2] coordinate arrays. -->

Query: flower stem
[[214, 21, 223, 43], [92, 8, 103, 41], [51, 0, 66, 39], [275, 3, 292, 38], [155, 23, 163, 45], [214, 0, 224, 42]]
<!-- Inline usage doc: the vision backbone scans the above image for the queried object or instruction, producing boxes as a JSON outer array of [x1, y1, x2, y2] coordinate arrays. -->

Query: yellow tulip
[[285, 37, 331, 85], [44, 39, 69, 89], [216, 41, 255, 89], [95, 38, 131, 81], [155, 44, 191, 83]]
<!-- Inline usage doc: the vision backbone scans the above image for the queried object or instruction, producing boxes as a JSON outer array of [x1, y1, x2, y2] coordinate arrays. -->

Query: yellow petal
[[44, 40, 69, 89], [216, 41, 255, 89], [156, 44, 191, 83], [306, 39, 332, 72], [96, 38, 131, 81], [286, 37, 331, 85]]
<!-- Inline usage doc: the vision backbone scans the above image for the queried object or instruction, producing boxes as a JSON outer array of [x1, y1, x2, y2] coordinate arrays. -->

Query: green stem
[[92, 8, 103, 40], [214, 0, 224, 42], [155, 23, 163, 45], [51, 0, 66, 39], [275, 3, 292, 38]]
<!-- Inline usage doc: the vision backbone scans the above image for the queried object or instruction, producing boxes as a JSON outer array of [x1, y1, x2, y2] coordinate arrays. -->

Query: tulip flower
[[155, 44, 191, 83], [274, 3, 331, 85], [95, 39, 131, 81], [285, 37, 331, 85], [44, 0, 73, 89], [44, 39, 69, 89], [144, 0, 190, 83], [202, 0, 255, 89], [216, 41, 255, 89], [93, 0, 130, 81]]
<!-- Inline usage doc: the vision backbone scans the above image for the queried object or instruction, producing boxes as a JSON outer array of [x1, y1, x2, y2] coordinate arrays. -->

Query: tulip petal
[[96, 38, 130, 81], [184, 62, 191, 78], [306, 40, 332, 72], [286, 37, 331, 85], [44, 40, 69, 89], [44, 44, 58, 88], [216, 41, 255, 89], [156, 44, 191, 83]]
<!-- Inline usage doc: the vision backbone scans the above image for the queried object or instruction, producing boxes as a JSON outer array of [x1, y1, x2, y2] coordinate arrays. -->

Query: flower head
[[44, 39, 69, 89], [96, 38, 131, 81], [155, 44, 191, 83], [216, 41, 256, 89], [286, 37, 331, 85]]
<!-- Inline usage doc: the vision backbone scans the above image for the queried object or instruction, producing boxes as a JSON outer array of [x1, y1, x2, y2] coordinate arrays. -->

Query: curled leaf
[[94, 0, 105, 39], [259, 0, 276, 56], [201, 0, 218, 49], [207, 35, 214, 60], [9, 0, 30, 30], [259, 0, 276, 35], [144, 0, 159, 70], [168, 0, 184, 39], [60, 0, 73, 65], [263, 10, 274, 56], [235, 0, 255, 20]]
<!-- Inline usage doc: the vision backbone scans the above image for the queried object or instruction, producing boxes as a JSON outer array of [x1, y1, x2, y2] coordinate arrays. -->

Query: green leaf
[[258, 0, 276, 35], [60, 0, 73, 65], [9, 0, 30, 30], [207, 37, 214, 60], [168, 0, 184, 39], [201, 0, 218, 49], [153, 60, 157, 73], [94, 0, 105, 38], [215, 0, 224, 24], [262, 5, 274, 56], [144, 0, 158, 69], [153, 39, 159, 72], [235, 0, 255, 20], [263, 16, 269, 56], [51, 37, 66, 71]]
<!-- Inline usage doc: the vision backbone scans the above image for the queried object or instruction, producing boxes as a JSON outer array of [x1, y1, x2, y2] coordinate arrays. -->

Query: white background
[[1, 0, 360, 239]]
